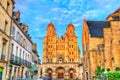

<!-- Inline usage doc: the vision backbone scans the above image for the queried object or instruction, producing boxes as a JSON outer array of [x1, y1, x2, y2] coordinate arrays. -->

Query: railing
[[10, 54, 32, 67], [0, 54, 5, 61], [32, 57, 38, 64], [10, 54, 14, 61]]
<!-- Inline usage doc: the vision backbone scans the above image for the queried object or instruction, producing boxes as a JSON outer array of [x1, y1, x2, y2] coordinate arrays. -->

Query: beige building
[[32, 43, 40, 78], [42, 22, 81, 79], [82, 8, 120, 80], [0, 0, 14, 80]]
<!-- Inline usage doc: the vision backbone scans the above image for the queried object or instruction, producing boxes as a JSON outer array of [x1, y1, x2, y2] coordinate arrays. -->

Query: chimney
[[24, 25, 28, 33], [32, 43, 37, 51], [15, 10, 20, 22]]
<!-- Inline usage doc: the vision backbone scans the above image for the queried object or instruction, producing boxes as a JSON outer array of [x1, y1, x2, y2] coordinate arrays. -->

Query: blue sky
[[15, 0, 120, 60]]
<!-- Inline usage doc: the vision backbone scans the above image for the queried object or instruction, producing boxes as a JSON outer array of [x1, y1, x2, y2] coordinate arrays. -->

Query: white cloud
[[34, 16, 49, 23], [74, 23, 82, 27]]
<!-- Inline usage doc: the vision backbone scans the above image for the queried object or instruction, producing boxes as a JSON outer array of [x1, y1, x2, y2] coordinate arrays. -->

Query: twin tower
[[42, 22, 81, 79], [43, 22, 80, 63]]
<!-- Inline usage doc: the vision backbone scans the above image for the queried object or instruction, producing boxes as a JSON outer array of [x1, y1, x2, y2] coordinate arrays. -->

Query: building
[[0, 0, 40, 79], [78, 56, 83, 80], [38, 62, 42, 78], [8, 11, 33, 79], [42, 22, 81, 79], [32, 43, 40, 78], [82, 8, 120, 80], [0, 0, 14, 80]]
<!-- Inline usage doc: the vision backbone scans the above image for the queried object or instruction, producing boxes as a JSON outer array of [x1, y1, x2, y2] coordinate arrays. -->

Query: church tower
[[65, 23, 80, 63], [42, 22, 81, 79], [43, 22, 57, 63]]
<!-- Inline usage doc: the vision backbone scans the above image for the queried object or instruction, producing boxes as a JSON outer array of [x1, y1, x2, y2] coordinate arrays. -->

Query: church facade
[[82, 8, 120, 80], [42, 22, 81, 79]]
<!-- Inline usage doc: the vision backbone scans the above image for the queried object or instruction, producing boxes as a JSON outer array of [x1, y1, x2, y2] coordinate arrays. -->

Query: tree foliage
[[93, 66, 120, 80]]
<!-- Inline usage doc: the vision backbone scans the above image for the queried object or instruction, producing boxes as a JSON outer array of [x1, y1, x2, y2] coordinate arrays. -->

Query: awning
[[27, 65, 38, 72]]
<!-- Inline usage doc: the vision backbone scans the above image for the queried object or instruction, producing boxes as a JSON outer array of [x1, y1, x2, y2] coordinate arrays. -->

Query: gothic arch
[[46, 68, 53, 78], [56, 67, 65, 79], [68, 68, 75, 79]]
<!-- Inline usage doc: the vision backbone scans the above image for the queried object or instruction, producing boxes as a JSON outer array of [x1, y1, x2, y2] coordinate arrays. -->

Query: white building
[[9, 11, 33, 79]]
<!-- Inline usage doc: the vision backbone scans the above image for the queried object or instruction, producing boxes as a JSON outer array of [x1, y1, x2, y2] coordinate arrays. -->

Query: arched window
[[59, 56, 63, 63]]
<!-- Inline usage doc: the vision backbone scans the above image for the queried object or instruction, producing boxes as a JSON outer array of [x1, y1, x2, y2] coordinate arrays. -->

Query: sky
[[15, 0, 120, 60]]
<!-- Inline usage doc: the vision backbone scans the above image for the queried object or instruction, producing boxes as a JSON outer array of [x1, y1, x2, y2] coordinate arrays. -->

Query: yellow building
[[0, 0, 14, 79], [42, 22, 81, 79], [82, 8, 120, 80]]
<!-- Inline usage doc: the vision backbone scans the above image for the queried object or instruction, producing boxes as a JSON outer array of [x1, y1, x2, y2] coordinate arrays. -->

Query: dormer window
[[98, 44, 104, 51], [112, 16, 120, 20]]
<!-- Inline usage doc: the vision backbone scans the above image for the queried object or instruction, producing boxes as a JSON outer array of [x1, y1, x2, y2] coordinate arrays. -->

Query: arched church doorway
[[56, 67, 65, 79], [69, 68, 75, 79], [46, 68, 52, 78]]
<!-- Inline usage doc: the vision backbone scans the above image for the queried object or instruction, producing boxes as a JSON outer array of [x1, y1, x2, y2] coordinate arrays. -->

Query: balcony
[[10, 54, 32, 67], [10, 54, 14, 61], [0, 54, 6, 62], [32, 58, 38, 64], [10, 54, 22, 66], [27, 61, 32, 67]]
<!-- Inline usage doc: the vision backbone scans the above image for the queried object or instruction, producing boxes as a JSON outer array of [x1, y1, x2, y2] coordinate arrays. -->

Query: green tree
[[93, 66, 104, 79]]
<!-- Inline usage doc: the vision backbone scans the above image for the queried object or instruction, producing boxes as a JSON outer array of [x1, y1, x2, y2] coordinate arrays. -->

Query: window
[[25, 53, 27, 60], [23, 51, 24, 59], [1, 42, 6, 56], [4, 21, 8, 32], [11, 43, 14, 54], [19, 49, 21, 58], [6, 2, 10, 12], [72, 52, 73, 55], [20, 35, 23, 45], [16, 32, 19, 41], [18, 32, 20, 42], [72, 59, 74, 61], [16, 47, 18, 56], [112, 16, 119, 20], [59, 57, 63, 63], [72, 45, 73, 48], [28, 54, 30, 60], [12, 26, 15, 35], [1, 39, 7, 60], [98, 44, 104, 51], [23, 39, 26, 47]]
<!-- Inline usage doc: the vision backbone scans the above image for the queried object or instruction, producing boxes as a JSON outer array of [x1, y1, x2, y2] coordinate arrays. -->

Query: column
[[16, 67, 18, 79], [65, 69, 69, 79], [2, 64, 7, 80], [6, 65, 11, 80], [11, 66, 14, 80], [23, 67, 26, 78], [52, 69, 56, 79], [19, 67, 22, 78]]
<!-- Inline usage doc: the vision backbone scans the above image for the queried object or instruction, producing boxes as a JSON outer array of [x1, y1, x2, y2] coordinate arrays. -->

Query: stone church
[[82, 8, 120, 80], [42, 22, 81, 79]]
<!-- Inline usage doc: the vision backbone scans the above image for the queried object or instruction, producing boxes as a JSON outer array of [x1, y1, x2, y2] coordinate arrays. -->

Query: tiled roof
[[113, 7, 120, 14], [87, 21, 110, 37]]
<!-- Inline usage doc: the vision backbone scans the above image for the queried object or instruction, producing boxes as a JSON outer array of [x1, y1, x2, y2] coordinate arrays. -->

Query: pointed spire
[[50, 20, 52, 23], [70, 21, 72, 24]]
